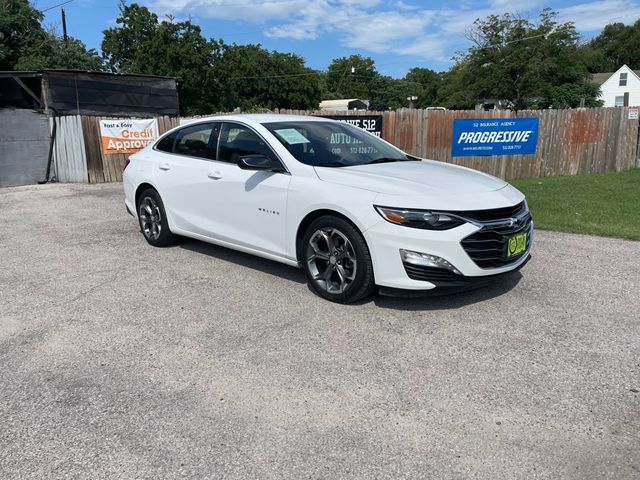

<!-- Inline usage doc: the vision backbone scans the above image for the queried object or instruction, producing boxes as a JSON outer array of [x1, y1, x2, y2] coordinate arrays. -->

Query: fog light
[[399, 249, 462, 275]]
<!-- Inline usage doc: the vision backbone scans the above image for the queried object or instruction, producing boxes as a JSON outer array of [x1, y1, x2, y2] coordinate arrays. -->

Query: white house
[[592, 65, 640, 107]]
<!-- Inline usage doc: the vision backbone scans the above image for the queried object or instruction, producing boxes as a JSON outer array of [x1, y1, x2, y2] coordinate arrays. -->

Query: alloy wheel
[[139, 196, 162, 240], [306, 227, 357, 294]]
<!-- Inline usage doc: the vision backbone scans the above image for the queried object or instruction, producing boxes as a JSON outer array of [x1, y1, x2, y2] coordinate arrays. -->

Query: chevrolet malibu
[[123, 114, 532, 303]]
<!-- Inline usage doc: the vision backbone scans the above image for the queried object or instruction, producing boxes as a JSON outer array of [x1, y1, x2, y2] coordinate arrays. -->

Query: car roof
[[182, 113, 336, 126]]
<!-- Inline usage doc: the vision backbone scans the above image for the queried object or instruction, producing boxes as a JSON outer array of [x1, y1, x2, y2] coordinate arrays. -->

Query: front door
[[203, 121, 290, 257]]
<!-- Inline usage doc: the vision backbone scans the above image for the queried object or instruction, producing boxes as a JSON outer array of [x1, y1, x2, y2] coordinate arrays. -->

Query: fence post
[[636, 118, 640, 167]]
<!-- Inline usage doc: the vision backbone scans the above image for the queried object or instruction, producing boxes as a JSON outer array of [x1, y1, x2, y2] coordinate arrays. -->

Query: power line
[[474, 26, 575, 50], [41, 0, 74, 13], [232, 71, 321, 79], [37, 2, 634, 83], [58, 0, 302, 8], [176, 0, 297, 6]]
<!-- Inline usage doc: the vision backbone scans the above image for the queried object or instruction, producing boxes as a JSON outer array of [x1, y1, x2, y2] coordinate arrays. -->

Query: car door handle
[[207, 171, 223, 180], [159, 163, 171, 171]]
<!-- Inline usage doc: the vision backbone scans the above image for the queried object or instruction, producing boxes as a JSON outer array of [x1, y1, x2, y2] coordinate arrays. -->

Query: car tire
[[301, 216, 375, 303], [137, 189, 176, 247]]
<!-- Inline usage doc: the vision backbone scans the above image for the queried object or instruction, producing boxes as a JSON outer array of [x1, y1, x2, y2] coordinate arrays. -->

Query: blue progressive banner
[[451, 117, 539, 157]]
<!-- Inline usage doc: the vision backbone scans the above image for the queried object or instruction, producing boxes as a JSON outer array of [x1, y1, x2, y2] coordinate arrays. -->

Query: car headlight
[[374, 206, 465, 230]]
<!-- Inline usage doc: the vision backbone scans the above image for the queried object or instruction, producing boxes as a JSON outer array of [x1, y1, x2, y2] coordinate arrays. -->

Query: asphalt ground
[[1, 182, 639, 479]]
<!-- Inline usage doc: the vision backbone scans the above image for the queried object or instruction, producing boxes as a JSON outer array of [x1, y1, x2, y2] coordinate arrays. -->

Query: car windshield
[[263, 120, 415, 167]]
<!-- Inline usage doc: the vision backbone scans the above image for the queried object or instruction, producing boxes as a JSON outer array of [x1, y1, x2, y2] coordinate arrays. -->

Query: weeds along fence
[[52, 107, 638, 183]]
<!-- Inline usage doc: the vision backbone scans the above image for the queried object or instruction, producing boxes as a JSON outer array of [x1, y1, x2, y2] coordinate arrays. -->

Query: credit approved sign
[[100, 119, 159, 155], [451, 118, 539, 157]]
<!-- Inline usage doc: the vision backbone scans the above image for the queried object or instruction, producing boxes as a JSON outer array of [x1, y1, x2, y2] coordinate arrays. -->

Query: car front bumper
[[363, 218, 533, 291], [377, 254, 530, 297]]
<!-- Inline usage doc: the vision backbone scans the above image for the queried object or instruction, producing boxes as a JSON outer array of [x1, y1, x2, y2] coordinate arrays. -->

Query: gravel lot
[[1, 182, 639, 479]]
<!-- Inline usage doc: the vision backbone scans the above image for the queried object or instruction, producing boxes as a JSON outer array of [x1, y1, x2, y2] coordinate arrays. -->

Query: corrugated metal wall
[[0, 109, 50, 187], [51, 115, 88, 183]]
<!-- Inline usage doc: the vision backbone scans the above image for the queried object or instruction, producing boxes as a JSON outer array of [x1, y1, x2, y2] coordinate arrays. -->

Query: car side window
[[156, 131, 177, 153], [218, 122, 277, 164], [173, 123, 217, 159]]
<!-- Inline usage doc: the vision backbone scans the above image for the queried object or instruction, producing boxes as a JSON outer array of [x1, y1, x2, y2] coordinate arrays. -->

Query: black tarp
[[0, 77, 42, 109], [43, 71, 179, 116]]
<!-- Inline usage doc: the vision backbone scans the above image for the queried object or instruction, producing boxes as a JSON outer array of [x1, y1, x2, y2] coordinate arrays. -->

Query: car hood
[[314, 159, 523, 210], [314, 159, 507, 194]]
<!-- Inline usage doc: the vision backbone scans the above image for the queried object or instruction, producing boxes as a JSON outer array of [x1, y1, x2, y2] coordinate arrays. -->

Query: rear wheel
[[302, 216, 375, 303], [137, 189, 176, 247]]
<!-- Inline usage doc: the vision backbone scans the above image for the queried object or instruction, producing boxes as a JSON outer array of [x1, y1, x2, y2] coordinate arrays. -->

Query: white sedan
[[123, 114, 532, 303]]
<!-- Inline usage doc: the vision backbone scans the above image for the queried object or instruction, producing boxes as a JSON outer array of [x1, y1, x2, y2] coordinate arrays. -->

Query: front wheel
[[137, 189, 176, 247], [301, 216, 375, 303]]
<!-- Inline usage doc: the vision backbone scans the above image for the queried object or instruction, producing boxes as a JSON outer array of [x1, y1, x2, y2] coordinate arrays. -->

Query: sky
[[39, 0, 640, 78]]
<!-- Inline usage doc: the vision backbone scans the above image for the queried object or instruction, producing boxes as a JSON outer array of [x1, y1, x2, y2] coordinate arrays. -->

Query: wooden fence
[[53, 115, 178, 183], [52, 107, 638, 183], [279, 107, 639, 180]]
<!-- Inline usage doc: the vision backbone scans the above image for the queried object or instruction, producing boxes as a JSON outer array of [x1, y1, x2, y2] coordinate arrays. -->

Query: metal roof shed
[[319, 99, 369, 111], [0, 70, 179, 117]]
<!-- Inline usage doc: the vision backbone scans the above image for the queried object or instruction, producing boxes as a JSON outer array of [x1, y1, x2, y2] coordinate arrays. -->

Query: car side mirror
[[238, 154, 285, 173]]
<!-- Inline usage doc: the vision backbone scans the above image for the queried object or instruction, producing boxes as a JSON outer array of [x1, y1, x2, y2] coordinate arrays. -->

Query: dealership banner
[[322, 115, 384, 138], [451, 118, 539, 157], [100, 119, 159, 155]]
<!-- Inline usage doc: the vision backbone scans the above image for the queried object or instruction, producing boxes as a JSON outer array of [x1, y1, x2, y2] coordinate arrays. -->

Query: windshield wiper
[[312, 162, 347, 167], [363, 157, 411, 165]]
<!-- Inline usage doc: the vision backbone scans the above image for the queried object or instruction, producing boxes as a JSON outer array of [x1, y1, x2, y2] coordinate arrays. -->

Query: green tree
[[403, 67, 442, 107], [368, 75, 402, 110], [102, 3, 166, 73], [441, 9, 600, 110], [577, 42, 613, 74], [0, 0, 101, 71], [580, 21, 640, 72], [0, 0, 45, 70], [325, 55, 378, 99], [546, 80, 602, 108], [218, 44, 321, 111], [15, 33, 103, 70], [368, 76, 424, 110], [103, 3, 320, 114], [102, 3, 222, 115], [436, 64, 478, 109]]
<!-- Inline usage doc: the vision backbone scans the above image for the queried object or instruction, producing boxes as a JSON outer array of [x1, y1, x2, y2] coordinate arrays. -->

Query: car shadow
[[178, 238, 307, 284], [371, 272, 523, 311], [178, 237, 523, 311]]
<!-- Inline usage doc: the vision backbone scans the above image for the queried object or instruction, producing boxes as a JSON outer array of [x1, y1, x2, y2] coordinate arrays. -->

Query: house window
[[619, 72, 628, 86], [614, 95, 625, 107]]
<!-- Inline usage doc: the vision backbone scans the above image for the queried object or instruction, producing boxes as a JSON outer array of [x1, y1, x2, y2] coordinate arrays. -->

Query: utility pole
[[61, 8, 68, 46]]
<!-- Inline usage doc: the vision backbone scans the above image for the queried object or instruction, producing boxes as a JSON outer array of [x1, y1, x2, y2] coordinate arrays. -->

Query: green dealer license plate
[[506, 232, 529, 258]]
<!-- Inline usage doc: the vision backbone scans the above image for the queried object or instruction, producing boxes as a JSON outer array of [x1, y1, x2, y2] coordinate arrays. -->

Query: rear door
[[153, 121, 223, 236]]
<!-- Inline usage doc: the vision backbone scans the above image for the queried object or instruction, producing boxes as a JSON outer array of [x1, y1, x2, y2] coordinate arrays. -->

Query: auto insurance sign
[[100, 119, 159, 155], [451, 118, 539, 157]]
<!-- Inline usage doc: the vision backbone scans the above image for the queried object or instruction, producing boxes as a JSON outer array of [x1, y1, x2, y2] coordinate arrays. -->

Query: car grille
[[461, 214, 532, 269], [455, 201, 527, 222]]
